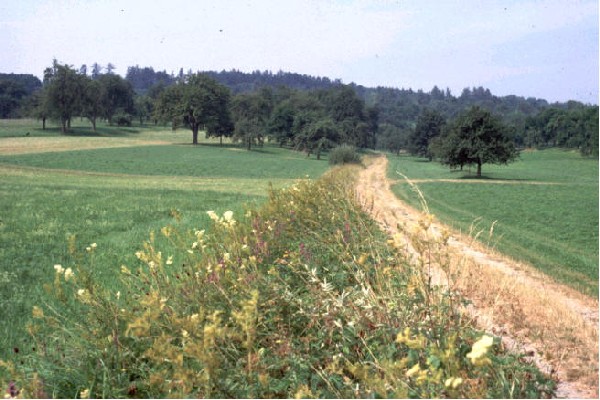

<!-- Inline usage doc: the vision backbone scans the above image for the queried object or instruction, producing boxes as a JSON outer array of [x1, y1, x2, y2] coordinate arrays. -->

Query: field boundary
[[390, 178, 566, 186], [355, 154, 599, 398]]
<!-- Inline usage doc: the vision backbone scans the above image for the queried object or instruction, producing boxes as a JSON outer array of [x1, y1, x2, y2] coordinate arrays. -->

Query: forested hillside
[[2, 63, 598, 157]]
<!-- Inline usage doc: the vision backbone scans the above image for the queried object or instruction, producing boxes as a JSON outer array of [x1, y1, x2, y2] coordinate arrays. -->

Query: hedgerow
[[1, 166, 553, 398]]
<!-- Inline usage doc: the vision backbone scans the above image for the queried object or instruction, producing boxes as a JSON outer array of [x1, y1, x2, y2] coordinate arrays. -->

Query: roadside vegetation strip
[[1, 166, 552, 398], [356, 155, 598, 398]]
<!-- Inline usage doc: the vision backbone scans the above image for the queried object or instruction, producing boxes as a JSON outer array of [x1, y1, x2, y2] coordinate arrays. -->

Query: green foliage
[[43, 61, 86, 133], [154, 74, 233, 144], [2, 167, 553, 398], [328, 144, 362, 166], [96, 74, 135, 125], [387, 149, 599, 296], [524, 105, 599, 156], [431, 106, 518, 177], [0, 74, 42, 118], [231, 88, 273, 149], [408, 108, 446, 160], [376, 123, 411, 155]]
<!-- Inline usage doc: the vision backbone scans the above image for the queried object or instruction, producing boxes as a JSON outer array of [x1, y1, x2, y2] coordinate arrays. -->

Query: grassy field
[[0, 119, 329, 362], [387, 150, 599, 296]]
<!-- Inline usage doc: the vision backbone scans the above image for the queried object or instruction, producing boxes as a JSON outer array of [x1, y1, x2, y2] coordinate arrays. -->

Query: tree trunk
[[92, 118, 97, 133], [61, 117, 67, 134], [220, 136, 223, 146], [42, 117, 46, 130], [476, 160, 482, 177], [192, 125, 199, 145]]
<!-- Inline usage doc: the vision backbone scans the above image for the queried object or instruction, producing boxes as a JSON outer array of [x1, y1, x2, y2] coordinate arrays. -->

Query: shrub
[[113, 110, 132, 127], [1, 167, 553, 398], [328, 144, 362, 166]]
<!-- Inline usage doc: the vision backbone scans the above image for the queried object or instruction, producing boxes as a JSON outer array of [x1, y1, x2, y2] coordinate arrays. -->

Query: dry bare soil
[[355, 155, 598, 399]]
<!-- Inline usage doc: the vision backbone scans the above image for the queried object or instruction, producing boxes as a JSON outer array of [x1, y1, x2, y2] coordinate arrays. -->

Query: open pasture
[[0, 121, 329, 361], [387, 150, 599, 296]]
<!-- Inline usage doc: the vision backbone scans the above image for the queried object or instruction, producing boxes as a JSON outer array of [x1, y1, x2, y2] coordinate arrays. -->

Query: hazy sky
[[1, 0, 598, 104]]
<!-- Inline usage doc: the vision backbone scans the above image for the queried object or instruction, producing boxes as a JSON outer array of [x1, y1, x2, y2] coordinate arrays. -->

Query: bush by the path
[[328, 144, 362, 166]]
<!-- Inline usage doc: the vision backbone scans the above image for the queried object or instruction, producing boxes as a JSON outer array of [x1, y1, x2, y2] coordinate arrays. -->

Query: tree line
[[1, 62, 597, 162]]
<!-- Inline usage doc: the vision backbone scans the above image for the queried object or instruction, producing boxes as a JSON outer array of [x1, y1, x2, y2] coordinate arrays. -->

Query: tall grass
[[1, 167, 553, 398]]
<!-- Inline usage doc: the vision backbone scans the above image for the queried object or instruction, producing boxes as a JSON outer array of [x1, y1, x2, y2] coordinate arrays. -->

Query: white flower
[[53, 264, 64, 274], [166, 256, 173, 265]]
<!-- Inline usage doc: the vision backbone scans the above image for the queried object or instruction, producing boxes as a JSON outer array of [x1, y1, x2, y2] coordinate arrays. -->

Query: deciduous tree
[[408, 109, 446, 160], [432, 106, 518, 177], [154, 74, 233, 144]]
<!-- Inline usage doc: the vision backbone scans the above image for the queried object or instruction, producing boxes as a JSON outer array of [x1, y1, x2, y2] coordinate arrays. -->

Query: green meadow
[[0, 120, 329, 362], [387, 150, 599, 296]]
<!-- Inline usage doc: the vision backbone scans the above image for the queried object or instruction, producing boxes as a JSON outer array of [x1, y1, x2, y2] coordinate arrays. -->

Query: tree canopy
[[431, 106, 519, 177], [408, 109, 446, 160], [154, 74, 233, 144]]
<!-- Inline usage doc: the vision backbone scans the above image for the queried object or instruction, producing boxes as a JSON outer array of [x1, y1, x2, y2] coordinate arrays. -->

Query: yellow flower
[[207, 210, 219, 222], [32, 306, 44, 318], [64, 268, 74, 281], [223, 210, 234, 222], [166, 255, 173, 265], [77, 288, 91, 303], [406, 363, 420, 378], [54, 264, 64, 274], [445, 377, 463, 388], [120, 265, 131, 275], [160, 226, 171, 237], [80, 389, 90, 399], [467, 335, 494, 366]]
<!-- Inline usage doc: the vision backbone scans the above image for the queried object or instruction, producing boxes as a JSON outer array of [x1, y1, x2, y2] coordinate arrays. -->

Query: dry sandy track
[[355, 155, 598, 399]]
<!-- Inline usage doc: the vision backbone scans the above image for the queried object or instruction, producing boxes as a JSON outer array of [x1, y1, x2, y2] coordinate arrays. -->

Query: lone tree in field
[[154, 73, 233, 144], [431, 106, 518, 177]]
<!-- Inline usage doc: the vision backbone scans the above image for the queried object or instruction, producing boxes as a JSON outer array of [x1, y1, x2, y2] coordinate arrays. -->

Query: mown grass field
[[0, 119, 329, 362], [387, 150, 599, 296]]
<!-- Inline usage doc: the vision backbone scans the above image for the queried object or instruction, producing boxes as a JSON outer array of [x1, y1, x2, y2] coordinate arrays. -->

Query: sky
[[1, 0, 598, 104]]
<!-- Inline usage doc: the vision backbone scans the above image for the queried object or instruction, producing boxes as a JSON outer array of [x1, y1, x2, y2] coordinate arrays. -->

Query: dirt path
[[355, 155, 598, 399]]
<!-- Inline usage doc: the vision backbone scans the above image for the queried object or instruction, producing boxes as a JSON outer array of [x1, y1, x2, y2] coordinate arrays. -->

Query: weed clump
[[1, 167, 553, 398]]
